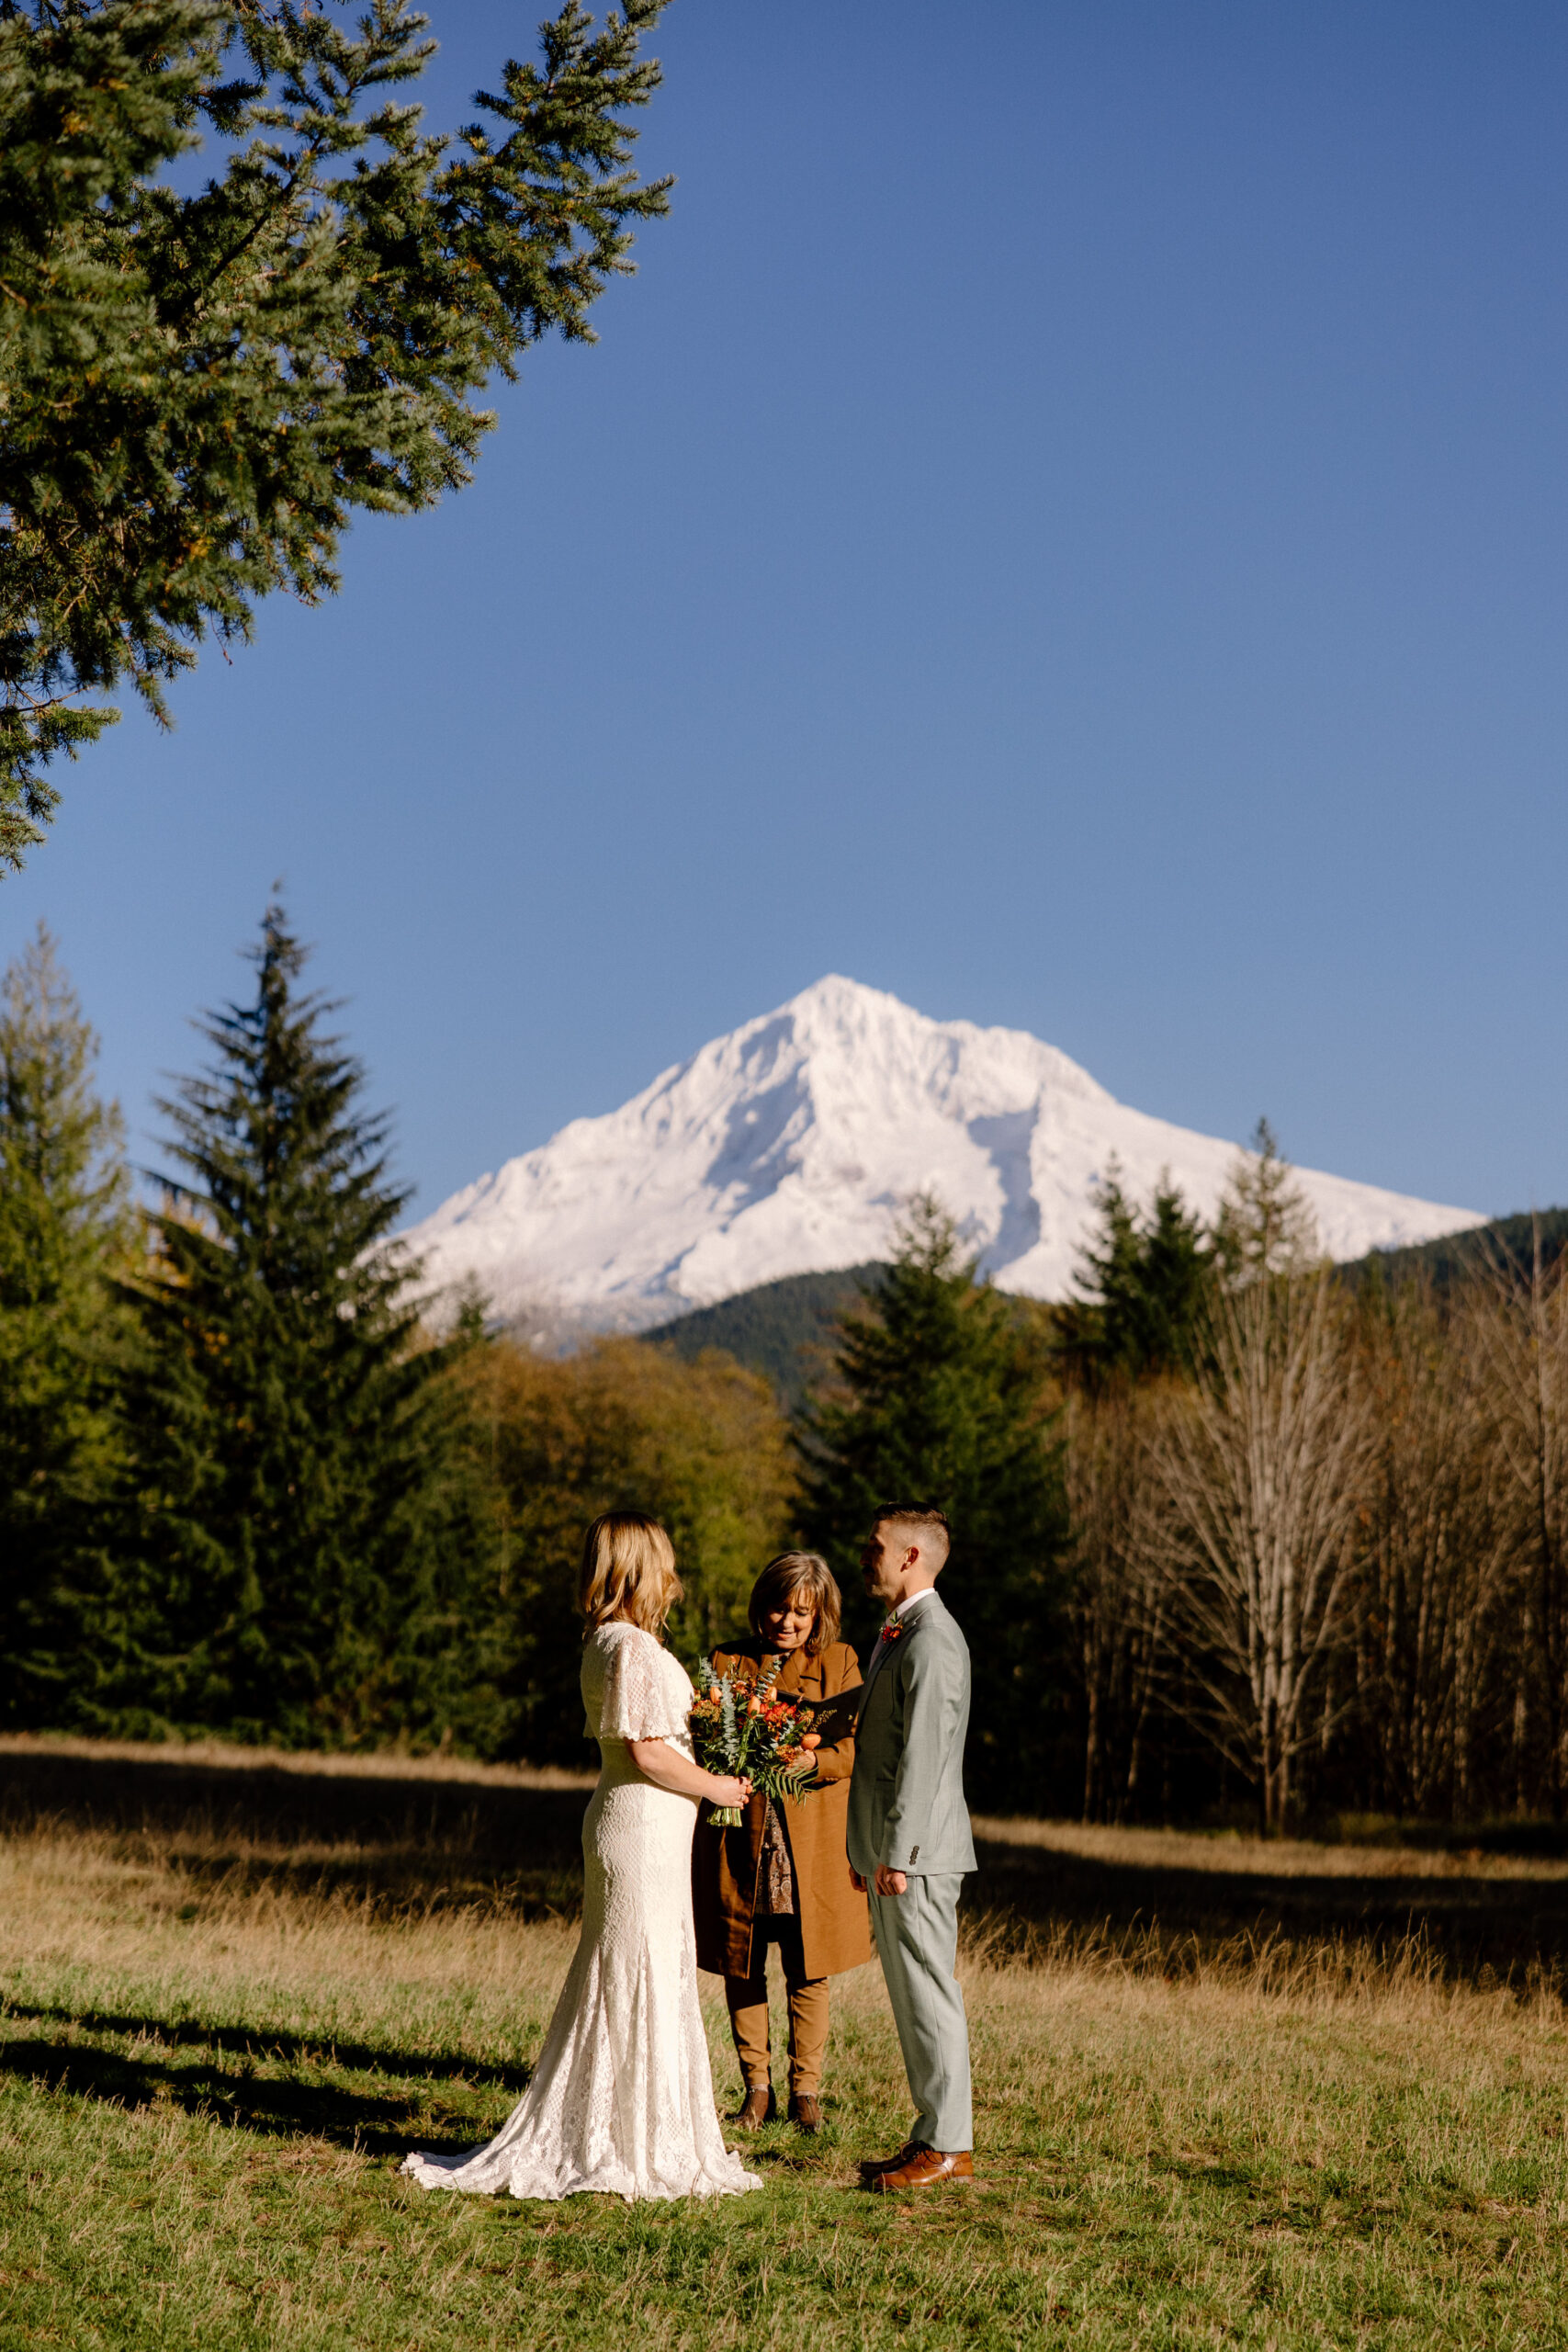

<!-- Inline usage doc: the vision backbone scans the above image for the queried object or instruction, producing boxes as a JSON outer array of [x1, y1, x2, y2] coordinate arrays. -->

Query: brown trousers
[[724, 1917, 830, 2097]]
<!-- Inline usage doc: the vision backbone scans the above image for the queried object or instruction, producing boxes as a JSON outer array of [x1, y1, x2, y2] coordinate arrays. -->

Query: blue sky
[[8, 0, 1568, 1223]]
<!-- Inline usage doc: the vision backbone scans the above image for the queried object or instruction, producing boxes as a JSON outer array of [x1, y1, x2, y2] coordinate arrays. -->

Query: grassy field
[[5, 1743, 1568, 2347]]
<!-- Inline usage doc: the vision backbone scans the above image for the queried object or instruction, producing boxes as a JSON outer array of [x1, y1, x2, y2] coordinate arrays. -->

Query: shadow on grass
[[0, 2000, 534, 2094], [0, 2029, 513, 2156], [10, 1743, 1568, 1989], [0, 1745, 589, 1919], [164, 1849, 587, 1922], [968, 1835, 1568, 1987]]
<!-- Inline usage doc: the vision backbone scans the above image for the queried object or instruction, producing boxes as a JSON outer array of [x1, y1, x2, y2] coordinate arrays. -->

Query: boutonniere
[[880, 1618, 908, 1645]]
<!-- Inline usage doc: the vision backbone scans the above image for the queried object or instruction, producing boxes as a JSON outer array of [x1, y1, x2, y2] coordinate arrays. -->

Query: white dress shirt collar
[[886, 1586, 940, 1627]]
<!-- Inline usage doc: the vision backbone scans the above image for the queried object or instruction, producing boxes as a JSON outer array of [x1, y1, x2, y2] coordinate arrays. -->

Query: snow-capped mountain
[[400, 976, 1485, 1328]]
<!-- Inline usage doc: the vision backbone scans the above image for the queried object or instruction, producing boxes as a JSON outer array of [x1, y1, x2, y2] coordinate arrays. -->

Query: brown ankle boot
[[788, 2093, 821, 2132], [731, 2086, 776, 2130]]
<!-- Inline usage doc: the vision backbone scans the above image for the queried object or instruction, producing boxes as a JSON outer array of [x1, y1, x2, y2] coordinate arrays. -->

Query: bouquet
[[688, 1660, 824, 1827]]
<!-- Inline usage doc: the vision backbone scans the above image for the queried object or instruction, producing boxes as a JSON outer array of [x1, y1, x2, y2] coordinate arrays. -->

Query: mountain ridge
[[400, 975, 1485, 1326], [656, 1211, 1568, 1408]]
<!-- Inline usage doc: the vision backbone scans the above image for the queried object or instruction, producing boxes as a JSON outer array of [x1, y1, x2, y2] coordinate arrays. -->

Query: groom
[[848, 1503, 976, 2191]]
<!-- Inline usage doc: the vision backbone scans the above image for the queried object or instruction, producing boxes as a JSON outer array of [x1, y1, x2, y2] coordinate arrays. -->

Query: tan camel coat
[[692, 1637, 874, 1981]]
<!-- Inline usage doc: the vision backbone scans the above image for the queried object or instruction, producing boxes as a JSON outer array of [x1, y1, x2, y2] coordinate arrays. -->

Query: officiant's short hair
[[874, 1503, 951, 1570], [579, 1512, 682, 1635], [749, 1552, 841, 1656]]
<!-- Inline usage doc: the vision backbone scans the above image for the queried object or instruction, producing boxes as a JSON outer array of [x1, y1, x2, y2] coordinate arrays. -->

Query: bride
[[400, 1512, 761, 2202]]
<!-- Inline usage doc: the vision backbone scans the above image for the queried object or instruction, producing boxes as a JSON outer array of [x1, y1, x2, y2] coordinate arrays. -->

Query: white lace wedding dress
[[400, 1623, 761, 2203]]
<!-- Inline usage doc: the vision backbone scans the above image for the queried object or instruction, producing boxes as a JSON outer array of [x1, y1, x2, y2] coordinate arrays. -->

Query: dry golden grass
[[974, 1813, 1568, 1883], [6, 1747, 1568, 2346], [0, 1730, 596, 1792]]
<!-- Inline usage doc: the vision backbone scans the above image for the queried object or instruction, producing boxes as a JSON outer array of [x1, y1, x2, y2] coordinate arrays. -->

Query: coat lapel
[[776, 1647, 815, 1699], [857, 1624, 899, 1721], [858, 1596, 943, 1722]]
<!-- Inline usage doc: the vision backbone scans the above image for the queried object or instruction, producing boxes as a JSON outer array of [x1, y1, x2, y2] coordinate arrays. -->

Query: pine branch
[[0, 0, 674, 866]]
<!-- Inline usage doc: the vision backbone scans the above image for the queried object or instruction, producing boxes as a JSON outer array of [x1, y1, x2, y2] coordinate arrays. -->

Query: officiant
[[693, 1551, 873, 2132]]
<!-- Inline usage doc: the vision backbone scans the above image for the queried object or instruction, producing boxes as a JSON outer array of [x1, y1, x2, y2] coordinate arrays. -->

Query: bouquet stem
[[705, 1803, 744, 1828]]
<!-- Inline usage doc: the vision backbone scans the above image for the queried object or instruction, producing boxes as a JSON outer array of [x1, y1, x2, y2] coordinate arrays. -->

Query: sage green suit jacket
[[847, 1592, 976, 1878]]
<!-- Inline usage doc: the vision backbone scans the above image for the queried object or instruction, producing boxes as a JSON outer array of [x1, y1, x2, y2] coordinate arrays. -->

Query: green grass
[[4, 1748, 1568, 2347]]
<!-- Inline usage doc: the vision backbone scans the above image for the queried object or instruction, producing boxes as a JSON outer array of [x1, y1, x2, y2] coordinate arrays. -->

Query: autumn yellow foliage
[[450, 1337, 798, 1760]]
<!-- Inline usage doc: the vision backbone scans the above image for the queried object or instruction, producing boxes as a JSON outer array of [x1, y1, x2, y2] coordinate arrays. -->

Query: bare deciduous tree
[[1465, 1230, 1568, 1820], [1056, 1151, 1568, 1833], [1065, 1384, 1179, 1823], [1349, 1275, 1509, 1820], [1156, 1272, 1374, 1835]]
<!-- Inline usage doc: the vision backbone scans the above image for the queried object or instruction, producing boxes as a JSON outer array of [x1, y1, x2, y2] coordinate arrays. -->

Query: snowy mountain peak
[[761, 974, 1113, 1109], [400, 978, 1485, 1329]]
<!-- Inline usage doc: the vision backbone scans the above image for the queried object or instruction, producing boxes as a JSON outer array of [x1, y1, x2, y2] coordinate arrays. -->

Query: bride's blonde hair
[[579, 1512, 682, 1635]]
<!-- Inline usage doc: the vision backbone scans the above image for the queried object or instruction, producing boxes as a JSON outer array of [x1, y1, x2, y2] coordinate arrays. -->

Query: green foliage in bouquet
[[688, 1662, 822, 1827]]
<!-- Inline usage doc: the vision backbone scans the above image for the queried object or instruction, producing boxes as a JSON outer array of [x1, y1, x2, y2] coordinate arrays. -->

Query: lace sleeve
[[594, 1628, 690, 1742]]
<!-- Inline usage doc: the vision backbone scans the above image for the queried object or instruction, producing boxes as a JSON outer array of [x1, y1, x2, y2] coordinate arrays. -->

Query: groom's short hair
[[874, 1502, 951, 1571]]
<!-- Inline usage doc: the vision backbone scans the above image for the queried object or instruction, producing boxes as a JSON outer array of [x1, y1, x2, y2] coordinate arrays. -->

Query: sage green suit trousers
[[867, 1873, 973, 2153]]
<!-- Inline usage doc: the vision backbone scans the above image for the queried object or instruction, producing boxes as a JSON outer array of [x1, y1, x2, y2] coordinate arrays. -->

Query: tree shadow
[[0, 2029, 516, 2157], [1, 2000, 534, 2094], [159, 1848, 585, 1921], [968, 1834, 1568, 1985], [0, 1746, 591, 1917]]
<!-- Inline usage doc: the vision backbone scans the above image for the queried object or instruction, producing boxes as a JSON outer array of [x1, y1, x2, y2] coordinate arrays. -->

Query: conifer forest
[[6, 910, 1568, 1840]]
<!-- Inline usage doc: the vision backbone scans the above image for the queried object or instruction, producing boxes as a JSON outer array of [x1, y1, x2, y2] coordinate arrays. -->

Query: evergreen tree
[[1212, 1119, 1319, 1285], [0, 923, 131, 1724], [1140, 1181, 1212, 1357], [110, 901, 463, 1743], [797, 1195, 1072, 1808], [377, 1299, 517, 1758], [1067, 1162, 1143, 1374], [0, 0, 673, 866], [1056, 1159, 1211, 1387]]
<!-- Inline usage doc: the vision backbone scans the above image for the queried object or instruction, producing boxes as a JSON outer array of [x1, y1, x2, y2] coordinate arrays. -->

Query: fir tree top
[[0, 921, 129, 1312], [153, 899, 412, 1308], [1059, 1156, 1211, 1387], [1212, 1119, 1320, 1286]]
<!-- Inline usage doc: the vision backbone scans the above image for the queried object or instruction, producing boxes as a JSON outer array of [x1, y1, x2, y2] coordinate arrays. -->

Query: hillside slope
[[656, 1211, 1568, 1405], [1339, 1206, 1568, 1292], [655, 1265, 885, 1408]]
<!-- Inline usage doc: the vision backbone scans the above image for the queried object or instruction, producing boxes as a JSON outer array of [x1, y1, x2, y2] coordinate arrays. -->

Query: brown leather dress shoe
[[731, 2086, 777, 2131], [868, 2146, 974, 2193], [858, 2138, 920, 2178], [788, 2094, 821, 2132]]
